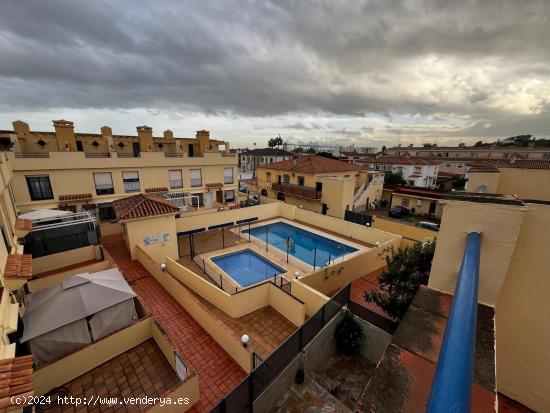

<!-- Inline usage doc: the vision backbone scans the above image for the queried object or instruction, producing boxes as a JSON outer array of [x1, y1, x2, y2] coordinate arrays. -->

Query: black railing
[[117, 152, 140, 158], [165, 152, 184, 157], [211, 284, 351, 413], [24, 226, 100, 258], [348, 300, 397, 334], [85, 152, 111, 158], [95, 184, 115, 195], [344, 210, 373, 226]]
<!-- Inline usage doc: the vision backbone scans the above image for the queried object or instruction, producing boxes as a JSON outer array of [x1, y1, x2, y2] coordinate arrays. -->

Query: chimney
[[137, 125, 153, 151], [53, 119, 76, 151], [101, 126, 114, 153], [164, 130, 174, 140], [196, 130, 210, 154], [12, 120, 30, 135]]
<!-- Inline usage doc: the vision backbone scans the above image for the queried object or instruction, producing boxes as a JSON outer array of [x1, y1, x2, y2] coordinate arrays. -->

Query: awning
[[19, 209, 73, 221]]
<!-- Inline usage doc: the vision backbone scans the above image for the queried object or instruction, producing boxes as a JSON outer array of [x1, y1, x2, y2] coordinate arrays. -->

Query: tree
[[381, 145, 387, 154], [365, 239, 436, 319], [473, 140, 484, 147], [334, 310, 364, 355], [306, 147, 316, 153], [268, 136, 283, 148], [384, 171, 406, 185]]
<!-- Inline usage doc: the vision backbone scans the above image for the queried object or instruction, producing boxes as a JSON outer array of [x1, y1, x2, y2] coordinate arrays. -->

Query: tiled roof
[[206, 182, 223, 187], [113, 194, 179, 220], [14, 219, 32, 232], [243, 148, 291, 156], [0, 355, 34, 412], [4, 254, 32, 280], [144, 187, 169, 194], [258, 155, 365, 174], [362, 156, 441, 165], [467, 159, 550, 171], [59, 193, 93, 201]]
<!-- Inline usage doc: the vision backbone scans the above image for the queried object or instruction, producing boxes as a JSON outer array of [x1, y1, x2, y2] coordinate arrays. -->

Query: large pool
[[212, 249, 285, 287], [244, 221, 358, 267]]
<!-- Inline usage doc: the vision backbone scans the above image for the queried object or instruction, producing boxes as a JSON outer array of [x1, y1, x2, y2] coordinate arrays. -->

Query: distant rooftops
[[258, 155, 366, 174], [113, 194, 179, 220], [362, 156, 441, 165], [467, 159, 550, 171]]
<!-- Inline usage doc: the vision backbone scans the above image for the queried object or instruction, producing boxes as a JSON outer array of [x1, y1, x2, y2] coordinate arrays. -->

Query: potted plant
[[334, 310, 364, 356]]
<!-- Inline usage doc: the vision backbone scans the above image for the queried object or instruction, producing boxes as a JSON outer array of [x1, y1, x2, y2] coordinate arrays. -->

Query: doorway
[[188, 144, 195, 157], [204, 192, 213, 208], [216, 190, 224, 204], [429, 201, 437, 215], [322, 203, 328, 215], [132, 142, 140, 157], [76, 141, 84, 152]]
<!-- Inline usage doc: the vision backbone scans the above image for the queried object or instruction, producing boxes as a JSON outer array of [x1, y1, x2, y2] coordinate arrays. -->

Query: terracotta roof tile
[[113, 194, 179, 220], [0, 355, 34, 412], [59, 193, 93, 201], [4, 254, 32, 280], [144, 187, 169, 193], [14, 219, 32, 232], [258, 155, 365, 174]]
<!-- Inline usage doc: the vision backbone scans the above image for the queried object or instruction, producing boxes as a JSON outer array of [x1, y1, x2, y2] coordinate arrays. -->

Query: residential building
[[3, 120, 239, 222], [386, 142, 550, 160], [359, 156, 440, 188], [383, 185, 447, 218], [465, 159, 550, 201], [256, 155, 382, 218], [239, 147, 292, 176]]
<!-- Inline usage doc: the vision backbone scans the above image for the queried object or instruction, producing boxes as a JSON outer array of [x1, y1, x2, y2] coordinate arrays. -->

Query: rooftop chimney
[[137, 125, 153, 151], [196, 130, 210, 154], [12, 120, 30, 135], [100, 126, 112, 137], [53, 119, 76, 151], [164, 130, 174, 140]]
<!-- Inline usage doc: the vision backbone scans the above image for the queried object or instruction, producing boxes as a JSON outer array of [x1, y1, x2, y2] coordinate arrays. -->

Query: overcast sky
[[1, 0, 549, 149]]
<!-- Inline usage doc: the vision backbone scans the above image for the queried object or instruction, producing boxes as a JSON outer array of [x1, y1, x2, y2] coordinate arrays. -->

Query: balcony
[[15, 152, 49, 158], [271, 182, 322, 200], [84, 152, 111, 158], [95, 184, 115, 195], [117, 152, 140, 158]]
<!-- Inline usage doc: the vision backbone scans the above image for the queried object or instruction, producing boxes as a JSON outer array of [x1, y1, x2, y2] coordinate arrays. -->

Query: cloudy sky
[[1, 0, 549, 149]]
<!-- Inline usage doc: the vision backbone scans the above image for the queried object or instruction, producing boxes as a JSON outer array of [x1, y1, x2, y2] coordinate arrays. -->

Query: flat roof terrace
[[45, 339, 179, 412]]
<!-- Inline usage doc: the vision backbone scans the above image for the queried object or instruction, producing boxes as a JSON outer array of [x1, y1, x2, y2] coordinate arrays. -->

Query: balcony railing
[[15, 152, 50, 158], [427, 231, 481, 413], [123, 181, 141, 193], [95, 184, 115, 196], [271, 182, 322, 200], [85, 152, 111, 158], [117, 152, 140, 158], [165, 152, 184, 158], [170, 179, 183, 189]]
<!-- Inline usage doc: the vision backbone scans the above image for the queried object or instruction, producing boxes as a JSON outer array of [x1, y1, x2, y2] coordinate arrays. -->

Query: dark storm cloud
[[0, 0, 549, 138]]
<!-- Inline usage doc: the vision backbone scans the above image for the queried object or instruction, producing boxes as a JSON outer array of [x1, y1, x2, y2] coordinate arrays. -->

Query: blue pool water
[[212, 249, 285, 287], [243, 221, 358, 267]]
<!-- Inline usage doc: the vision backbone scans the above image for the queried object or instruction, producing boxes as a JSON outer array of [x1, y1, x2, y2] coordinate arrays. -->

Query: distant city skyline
[[1, 0, 549, 149]]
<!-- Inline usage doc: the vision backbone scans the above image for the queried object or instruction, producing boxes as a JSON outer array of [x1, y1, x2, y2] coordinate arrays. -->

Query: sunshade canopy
[[19, 209, 73, 221]]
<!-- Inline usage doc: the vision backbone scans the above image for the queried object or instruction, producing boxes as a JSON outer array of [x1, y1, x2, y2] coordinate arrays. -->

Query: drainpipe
[[426, 231, 481, 413]]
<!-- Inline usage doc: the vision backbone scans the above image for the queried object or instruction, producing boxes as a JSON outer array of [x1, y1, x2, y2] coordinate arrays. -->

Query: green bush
[[334, 311, 364, 356]]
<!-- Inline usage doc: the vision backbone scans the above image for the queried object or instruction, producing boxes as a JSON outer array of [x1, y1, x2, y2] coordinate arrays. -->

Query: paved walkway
[[102, 235, 246, 412]]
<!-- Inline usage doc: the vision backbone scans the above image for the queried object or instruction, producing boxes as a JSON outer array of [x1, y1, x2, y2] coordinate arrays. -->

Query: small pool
[[243, 221, 358, 267], [212, 249, 285, 287]]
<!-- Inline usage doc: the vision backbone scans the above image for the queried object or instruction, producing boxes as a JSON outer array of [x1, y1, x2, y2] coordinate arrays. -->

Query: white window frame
[[190, 169, 202, 187]]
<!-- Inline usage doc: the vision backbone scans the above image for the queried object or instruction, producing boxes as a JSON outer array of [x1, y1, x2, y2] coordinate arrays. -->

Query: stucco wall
[[497, 169, 550, 201], [495, 203, 550, 412], [125, 215, 178, 261], [465, 171, 501, 194], [31, 245, 102, 275]]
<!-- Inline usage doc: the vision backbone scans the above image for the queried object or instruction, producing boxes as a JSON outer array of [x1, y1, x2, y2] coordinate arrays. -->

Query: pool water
[[244, 221, 358, 267], [212, 249, 285, 287]]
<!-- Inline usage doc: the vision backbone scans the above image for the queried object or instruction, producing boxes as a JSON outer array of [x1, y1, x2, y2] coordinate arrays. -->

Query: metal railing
[[117, 152, 140, 158], [85, 152, 111, 158], [95, 184, 115, 195], [165, 152, 184, 157], [15, 152, 50, 158], [123, 181, 141, 192], [271, 182, 322, 200], [211, 284, 350, 413], [427, 232, 481, 413]]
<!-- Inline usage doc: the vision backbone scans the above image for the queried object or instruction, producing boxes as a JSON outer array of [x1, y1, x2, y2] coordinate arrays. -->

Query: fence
[[345, 210, 373, 226], [210, 284, 351, 413], [348, 300, 397, 334], [23, 225, 101, 258]]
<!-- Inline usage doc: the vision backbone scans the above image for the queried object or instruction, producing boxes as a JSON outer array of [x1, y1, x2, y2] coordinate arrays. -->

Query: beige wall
[[124, 215, 178, 261], [31, 245, 102, 275], [321, 176, 355, 219], [497, 169, 550, 201], [372, 217, 437, 244], [28, 260, 111, 292], [389, 194, 444, 218], [428, 200, 525, 306], [495, 203, 550, 412], [465, 171, 501, 194]]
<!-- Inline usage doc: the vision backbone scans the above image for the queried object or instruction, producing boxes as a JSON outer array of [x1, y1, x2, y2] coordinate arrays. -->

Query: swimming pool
[[212, 249, 285, 287], [243, 221, 358, 267]]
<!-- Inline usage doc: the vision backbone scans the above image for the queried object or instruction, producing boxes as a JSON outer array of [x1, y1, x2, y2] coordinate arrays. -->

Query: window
[[169, 170, 183, 189], [122, 171, 140, 193], [190, 169, 202, 187], [224, 167, 234, 184], [297, 176, 305, 186], [191, 193, 204, 207], [26, 175, 54, 201], [266, 172, 272, 182], [1, 226, 11, 253], [283, 174, 290, 184], [93, 172, 114, 195], [98, 203, 116, 221], [224, 190, 235, 202], [401, 198, 410, 207]]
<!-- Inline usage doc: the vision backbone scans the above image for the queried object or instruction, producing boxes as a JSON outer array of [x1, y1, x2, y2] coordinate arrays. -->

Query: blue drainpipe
[[427, 231, 481, 413]]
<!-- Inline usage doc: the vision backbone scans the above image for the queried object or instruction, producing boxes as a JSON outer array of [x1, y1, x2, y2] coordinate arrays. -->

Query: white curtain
[[169, 170, 182, 180]]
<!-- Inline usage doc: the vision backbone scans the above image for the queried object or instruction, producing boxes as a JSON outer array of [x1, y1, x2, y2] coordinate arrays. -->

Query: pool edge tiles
[[211, 248, 286, 288]]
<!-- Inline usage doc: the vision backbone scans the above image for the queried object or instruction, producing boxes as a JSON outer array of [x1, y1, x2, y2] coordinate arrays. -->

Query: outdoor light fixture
[[376, 241, 381, 247], [294, 271, 300, 279], [160, 263, 167, 272], [366, 222, 370, 227], [241, 334, 250, 347]]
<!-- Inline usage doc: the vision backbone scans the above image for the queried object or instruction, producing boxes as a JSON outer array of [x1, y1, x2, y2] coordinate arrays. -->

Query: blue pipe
[[426, 231, 481, 413]]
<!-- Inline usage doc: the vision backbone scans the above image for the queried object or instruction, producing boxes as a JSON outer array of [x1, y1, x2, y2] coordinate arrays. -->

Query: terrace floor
[[102, 235, 246, 413], [45, 339, 179, 412]]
